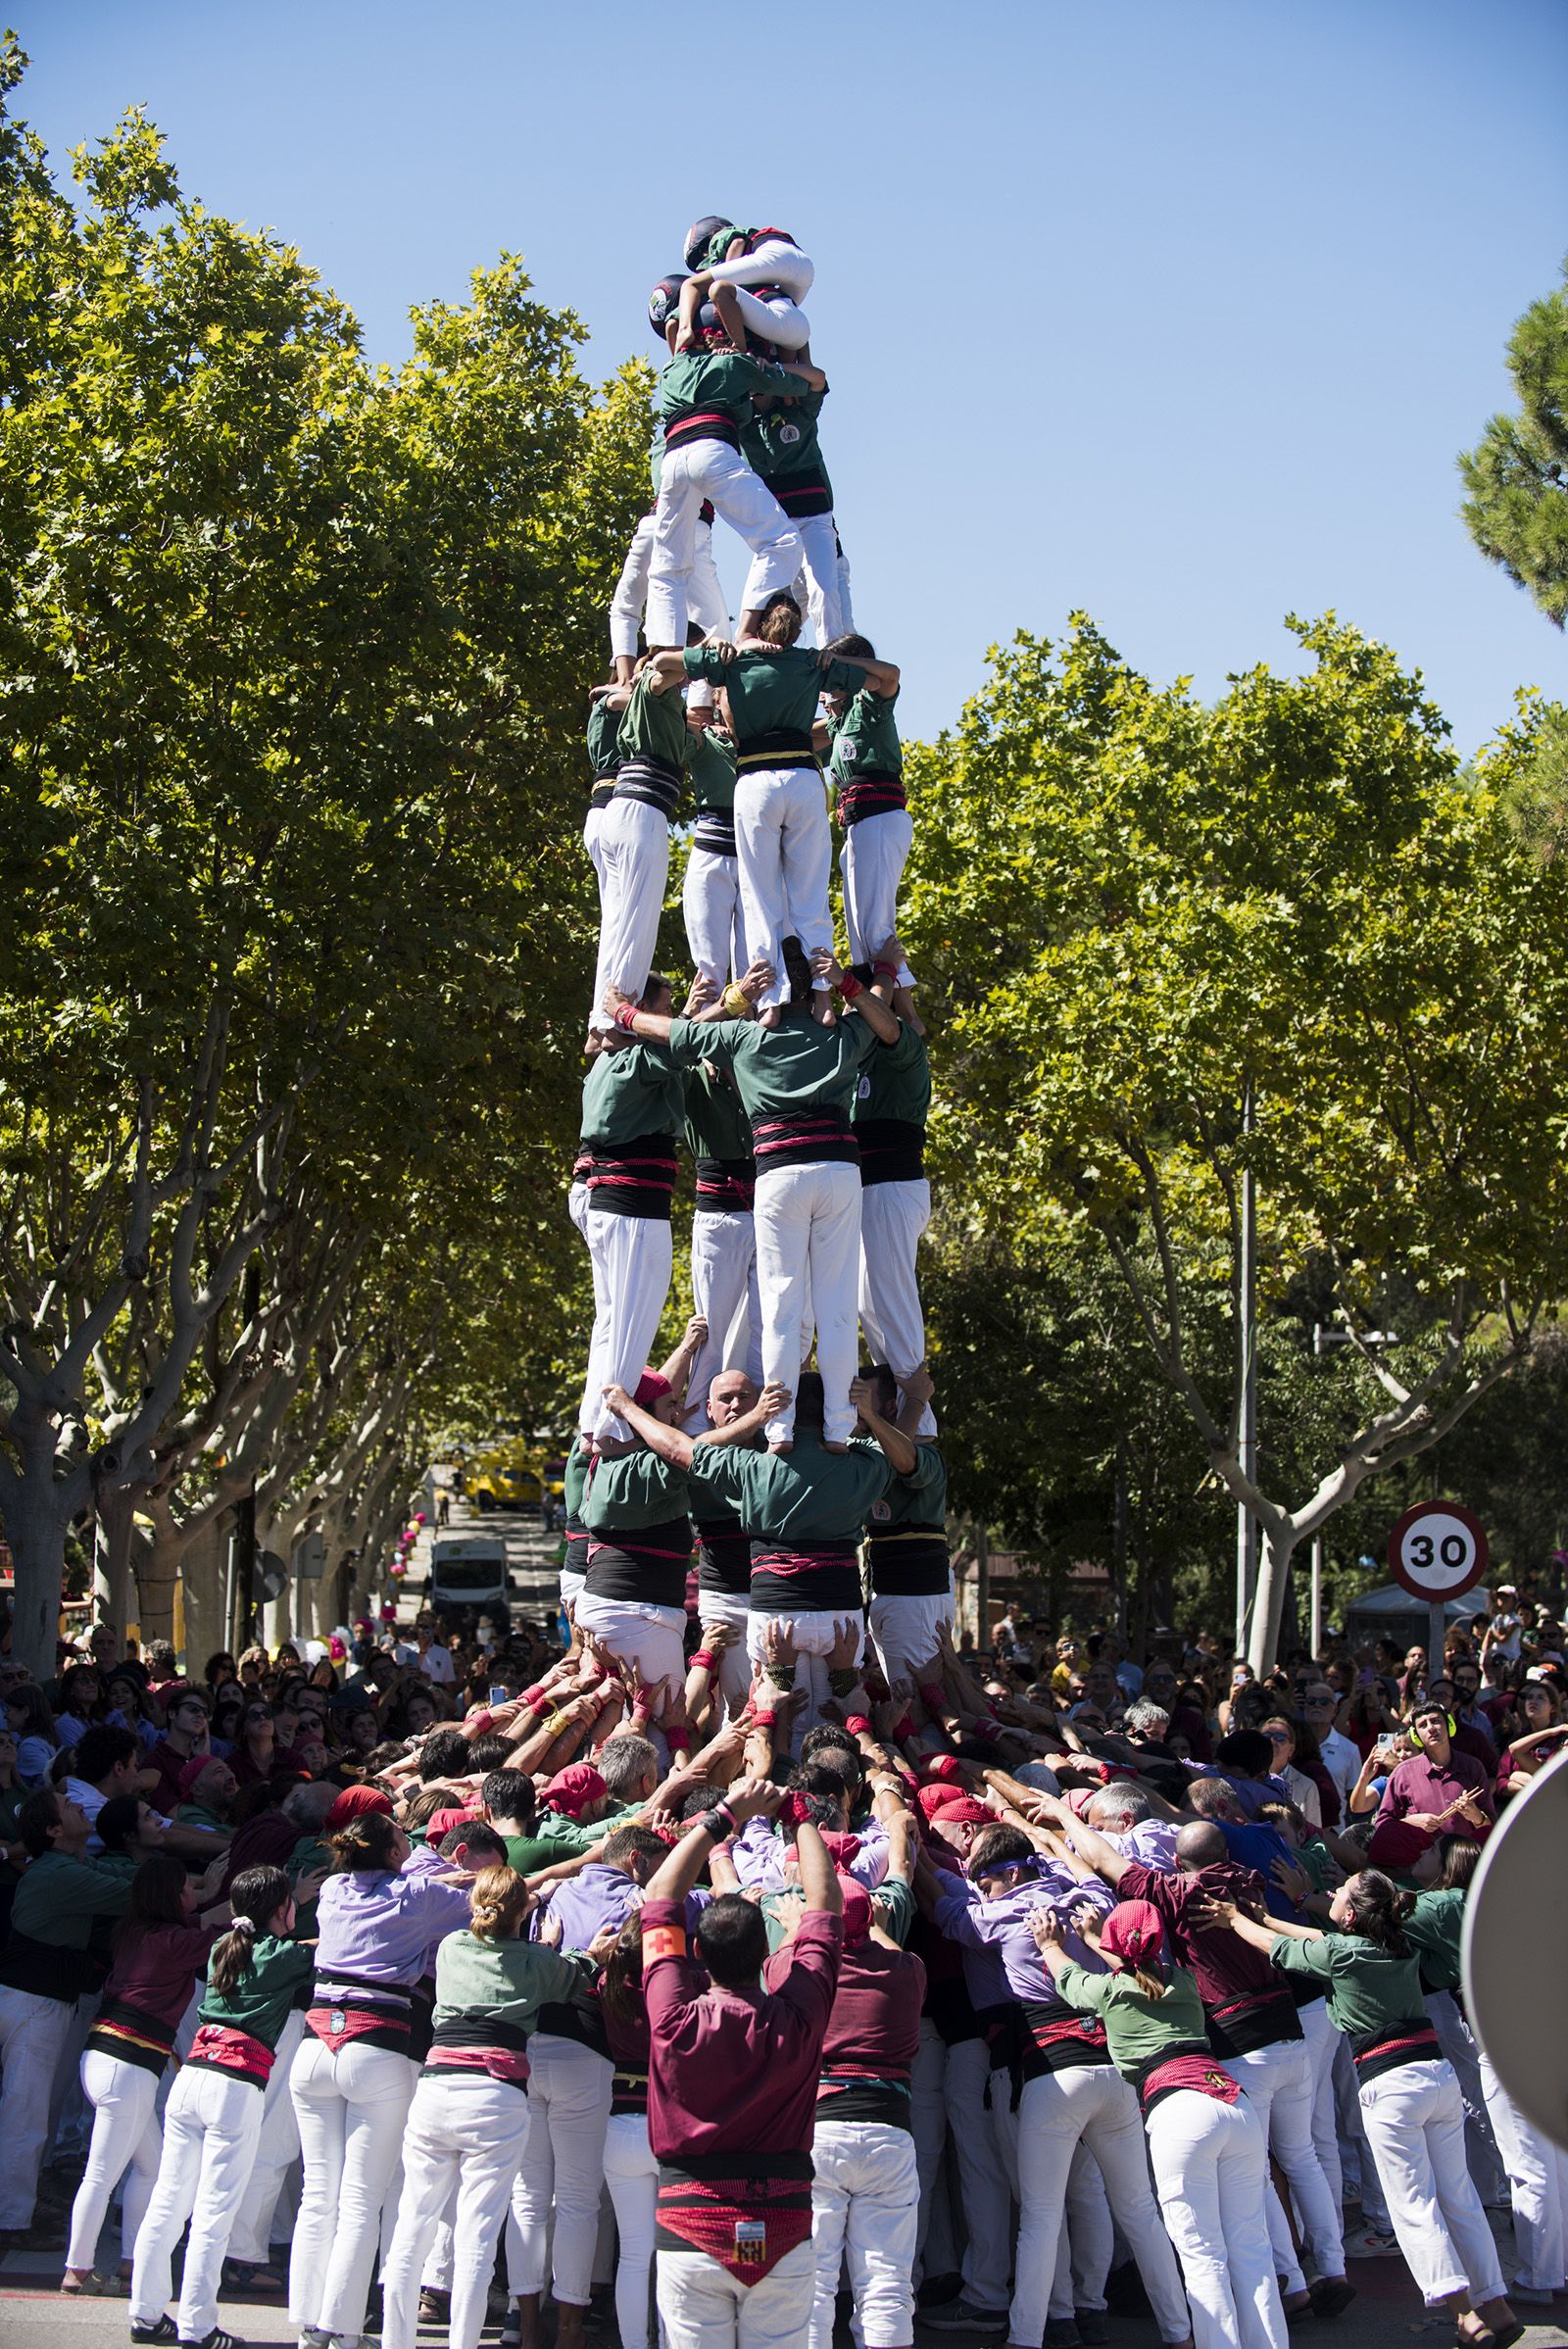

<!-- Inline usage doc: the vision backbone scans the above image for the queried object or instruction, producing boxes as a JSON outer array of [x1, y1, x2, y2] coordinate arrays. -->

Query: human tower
[[564, 215, 955, 1728]]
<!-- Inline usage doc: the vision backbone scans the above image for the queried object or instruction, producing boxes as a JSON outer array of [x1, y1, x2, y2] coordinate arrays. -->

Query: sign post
[[1387, 1500, 1490, 1684]]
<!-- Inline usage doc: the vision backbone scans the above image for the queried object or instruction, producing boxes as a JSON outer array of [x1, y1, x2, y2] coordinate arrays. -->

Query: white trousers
[[1053, 2140, 1114, 2320], [707, 237, 815, 352], [647, 442, 799, 650], [1011, 2068, 1191, 2348], [66, 2047, 163, 2274], [733, 766, 833, 1014], [605, 2109, 660, 2349], [579, 1210, 674, 1443], [755, 1161, 861, 1444], [585, 804, 608, 894], [0, 1984, 74, 2226], [382, 2076, 531, 2349], [778, 513, 852, 650], [808, 2119, 917, 2349], [694, 1590, 756, 1719], [1146, 2089, 1288, 2349], [1219, 2033, 1345, 2287], [1476, 2040, 1568, 2291], [1358, 2057, 1505, 2306], [130, 2064, 266, 2340], [612, 511, 728, 660], [746, 1608, 864, 1743], [658, 2235, 818, 2349], [573, 1594, 689, 1695], [1426, 1987, 1508, 2204], [1297, 1995, 1346, 2244], [869, 1590, 956, 1687], [290, 2031, 416, 2336], [840, 808, 915, 986], [924, 2035, 1013, 2314], [590, 797, 670, 1033], [684, 844, 744, 995], [508, 2035, 613, 2306], [225, 2006, 305, 2263], [684, 1207, 762, 1425], [858, 1179, 935, 1436]]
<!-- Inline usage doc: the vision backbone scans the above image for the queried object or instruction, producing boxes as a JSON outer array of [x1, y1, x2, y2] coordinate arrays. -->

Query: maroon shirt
[[643, 1897, 842, 2162], [144, 1737, 197, 1816], [1119, 1859, 1301, 2056], [1376, 1747, 1494, 1840], [99, 1920, 220, 2031]]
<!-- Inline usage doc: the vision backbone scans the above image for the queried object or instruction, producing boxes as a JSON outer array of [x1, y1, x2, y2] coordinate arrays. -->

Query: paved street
[[399, 1484, 564, 1630]]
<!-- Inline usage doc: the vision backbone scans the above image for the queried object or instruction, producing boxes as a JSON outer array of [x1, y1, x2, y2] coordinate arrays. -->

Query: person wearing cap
[[764, 1869, 925, 2349], [645, 612, 897, 1024], [580, 1363, 777, 1692], [1034, 1895, 1281, 2349], [675, 220, 816, 355], [1375, 1700, 1494, 1842], [574, 976, 683, 1449], [1044, 1800, 1349, 2322], [1481, 1586, 1525, 1666], [172, 1754, 237, 1840], [917, 1821, 1192, 2349], [640, 1776, 843, 2349], [643, 321, 817, 654], [608, 938, 903, 1452]]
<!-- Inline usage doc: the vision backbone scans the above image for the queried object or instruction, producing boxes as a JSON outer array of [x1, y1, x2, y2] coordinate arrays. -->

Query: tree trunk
[[1248, 1522, 1298, 1675], [133, 1532, 181, 1651], [5, 1486, 70, 1684], [180, 1518, 228, 1674], [93, 1489, 136, 1641]]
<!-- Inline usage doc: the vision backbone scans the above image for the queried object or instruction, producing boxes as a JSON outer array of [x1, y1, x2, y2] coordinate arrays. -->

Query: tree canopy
[[1459, 257, 1568, 628]]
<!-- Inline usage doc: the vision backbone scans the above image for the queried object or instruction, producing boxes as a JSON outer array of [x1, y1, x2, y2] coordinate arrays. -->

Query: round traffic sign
[[1387, 1499, 1489, 1601]]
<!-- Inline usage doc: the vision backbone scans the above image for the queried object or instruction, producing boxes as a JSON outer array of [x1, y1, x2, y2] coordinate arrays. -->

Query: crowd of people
[[2, 211, 1567, 2349]]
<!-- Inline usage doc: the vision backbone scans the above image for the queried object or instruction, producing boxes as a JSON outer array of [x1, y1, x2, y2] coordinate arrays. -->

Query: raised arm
[[849, 1379, 918, 1477], [812, 953, 901, 1044], [829, 650, 900, 699], [1037, 1799, 1132, 1888], [794, 1818, 845, 1918], [644, 1776, 781, 1906], [599, 1387, 694, 1470]]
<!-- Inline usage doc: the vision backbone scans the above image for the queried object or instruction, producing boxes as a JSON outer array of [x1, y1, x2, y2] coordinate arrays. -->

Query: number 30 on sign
[[1387, 1501, 1490, 1601]]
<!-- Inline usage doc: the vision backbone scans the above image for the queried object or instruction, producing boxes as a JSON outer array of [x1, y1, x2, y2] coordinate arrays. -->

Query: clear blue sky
[[12, 0, 1565, 753]]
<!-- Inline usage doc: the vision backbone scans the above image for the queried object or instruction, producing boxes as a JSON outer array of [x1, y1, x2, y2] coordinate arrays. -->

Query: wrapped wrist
[[845, 1713, 872, 1737], [838, 971, 864, 1001], [688, 1649, 716, 1673], [665, 1726, 691, 1751], [762, 1663, 796, 1688], [891, 1713, 915, 1744], [827, 1667, 860, 1697], [918, 1682, 946, 1713]]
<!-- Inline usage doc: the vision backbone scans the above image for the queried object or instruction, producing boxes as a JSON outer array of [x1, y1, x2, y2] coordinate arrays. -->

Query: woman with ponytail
[[379, 1865, 607, 2349], [288, 1795, 472, 2349], [128, 1864, 311, 2349], [1032, 1895, 1281, 2349], [1197, 1869, 1521, 2348], [62, 1854, 226, 2294]]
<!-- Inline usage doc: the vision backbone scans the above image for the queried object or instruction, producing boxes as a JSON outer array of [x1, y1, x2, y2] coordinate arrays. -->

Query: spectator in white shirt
[[415, 1621, 457, 1686], [1300, 1682, 1360, 1805]]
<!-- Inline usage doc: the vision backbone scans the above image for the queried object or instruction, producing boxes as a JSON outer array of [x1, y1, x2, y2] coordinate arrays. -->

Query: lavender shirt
[[731, 1815, 890, 1893], [315, 1861, 472, 1985], [933, 1862, 1114, 2008], [535, 1862, 707, 1952]]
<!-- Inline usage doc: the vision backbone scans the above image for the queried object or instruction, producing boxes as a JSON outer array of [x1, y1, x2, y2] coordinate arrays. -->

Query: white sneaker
[[1344, 2226, 1401, 2259]]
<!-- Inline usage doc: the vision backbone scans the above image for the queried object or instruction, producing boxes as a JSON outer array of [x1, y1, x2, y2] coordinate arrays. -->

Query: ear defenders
[[1409, 1712, 1457, 1747]]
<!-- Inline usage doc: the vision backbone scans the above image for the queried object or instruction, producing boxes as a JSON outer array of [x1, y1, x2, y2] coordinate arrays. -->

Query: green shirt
[[741, 386, 833, 515], [11, 1847, 133, 1950], [656, 348, 804, 433], [829, 685, 903, 787], [616, 669, 690, 774], [582, 1448, 691, 1533], [564, 1439, 591, 1521], [855, 1438, 947, 1531], [689, 728, 737, 817], [199, 1932, 315, 2050], [432, 1928, 595, 2032], [503, 1807, 625, 1876], [580, 1039, 685, 1149], [686, 1427, 892, 1547], [1404, 1887, 1465, 1993], [1054, 1958, 1210, 2082], [684, 1062, 754, 1164], [173, 1803, 231, 1838], [587, 698, 622, 783], [668, 1007, 879, 1127], [683, 645, 862, 747], [853, 1018, 930, 1130], [871, 1873, 916, 1947], [1269, 1931, 1427, 2038]]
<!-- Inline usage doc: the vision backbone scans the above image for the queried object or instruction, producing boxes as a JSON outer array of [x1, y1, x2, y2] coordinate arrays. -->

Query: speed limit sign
[[1388, 1500, 1490, 1600]]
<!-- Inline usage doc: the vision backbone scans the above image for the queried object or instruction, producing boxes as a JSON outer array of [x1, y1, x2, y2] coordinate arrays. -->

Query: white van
[[426, 1535, 510, 1620]]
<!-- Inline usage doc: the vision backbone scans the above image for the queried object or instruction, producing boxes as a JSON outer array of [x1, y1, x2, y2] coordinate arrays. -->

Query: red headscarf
[[916, 1786, 991, 1826], [634, 1369, 671, 1407], [545, 1763, 608, 1821], [1368, 1818, 1432, 1873], [840, 1880, 873, 1947], [1100, 1898, 1166, 1971], [426, 1806, 481, 1844], [325, 1784, 394, 1832]]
